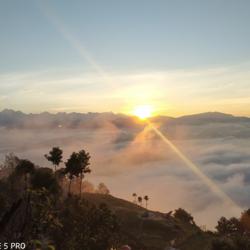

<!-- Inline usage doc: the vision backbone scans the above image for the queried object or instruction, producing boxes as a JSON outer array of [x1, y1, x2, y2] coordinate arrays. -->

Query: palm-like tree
[[138, 196, 142, 207], [132, 193, 137, 203], [45, 147, 63, 172], [144, 195, 149, 209]]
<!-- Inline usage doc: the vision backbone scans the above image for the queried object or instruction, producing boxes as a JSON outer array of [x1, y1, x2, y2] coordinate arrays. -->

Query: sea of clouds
[[1, 115, 250, 229]]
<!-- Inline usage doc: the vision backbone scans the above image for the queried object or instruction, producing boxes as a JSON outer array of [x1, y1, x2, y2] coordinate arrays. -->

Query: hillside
[[82, 193, 214, 250]]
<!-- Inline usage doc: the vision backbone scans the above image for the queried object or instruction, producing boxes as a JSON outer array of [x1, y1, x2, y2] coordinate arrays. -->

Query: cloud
[[1, 114, 250, 229], [1, 62, 250, 115]]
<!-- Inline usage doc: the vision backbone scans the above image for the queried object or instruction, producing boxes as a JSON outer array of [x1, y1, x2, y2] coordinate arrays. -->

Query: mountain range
[[1, 109, 250, 139]]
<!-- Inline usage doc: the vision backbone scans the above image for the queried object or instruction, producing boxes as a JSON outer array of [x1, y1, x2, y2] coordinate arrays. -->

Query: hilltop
[[82, 193, 214, 250]]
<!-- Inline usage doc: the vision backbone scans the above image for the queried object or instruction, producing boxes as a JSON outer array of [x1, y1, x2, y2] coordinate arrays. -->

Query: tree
[[216, 217, 242, 236], [45, 147, 63, 172], [97, 183, 110, 195], [240, 209, 250, 232], [77, 150, 91, 196], [0, 153, 20, 175], [144, 195, 149, 209], [15, 159, 35, 193], [173, 208, 194, 224], [30, 168, 60, 195], [138, 196, 142, 207], [132, 193, 137, 204], [65, 152, 79, 196], [1, 154, 20, 196], [54, 197, 120, 250], [64, 150, 91, 196]]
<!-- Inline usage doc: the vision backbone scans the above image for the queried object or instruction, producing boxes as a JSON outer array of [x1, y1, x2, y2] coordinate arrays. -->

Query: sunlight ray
[[147, 120, 242, 215]]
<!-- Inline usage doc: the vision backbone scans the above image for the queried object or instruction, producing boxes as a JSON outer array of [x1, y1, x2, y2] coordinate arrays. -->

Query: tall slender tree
[[65, 152, 79, 196], [77, 150, 91, 196], [138, 196, 142, 207], [132, 193, 137, 204], [144, 195, 149, 209], [45, 147, 63, 172]]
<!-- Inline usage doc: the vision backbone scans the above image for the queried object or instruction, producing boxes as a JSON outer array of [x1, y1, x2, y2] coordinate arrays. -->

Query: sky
[[1, 0, 250, 116]]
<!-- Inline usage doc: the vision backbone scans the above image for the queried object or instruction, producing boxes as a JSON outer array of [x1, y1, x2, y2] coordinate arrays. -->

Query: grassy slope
[[82, 193, 213, 250]]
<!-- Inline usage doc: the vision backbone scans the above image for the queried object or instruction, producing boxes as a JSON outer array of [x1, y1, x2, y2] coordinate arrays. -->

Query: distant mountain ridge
[[0, 109, 138, 129], [1, 110, 250, 136]]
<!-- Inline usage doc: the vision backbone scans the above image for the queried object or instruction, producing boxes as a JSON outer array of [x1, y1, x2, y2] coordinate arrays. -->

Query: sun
[[133, 105, 153, 119]]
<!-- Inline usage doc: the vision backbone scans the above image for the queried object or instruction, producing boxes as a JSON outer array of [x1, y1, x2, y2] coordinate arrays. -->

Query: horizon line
[[1, 108, 250, 119]]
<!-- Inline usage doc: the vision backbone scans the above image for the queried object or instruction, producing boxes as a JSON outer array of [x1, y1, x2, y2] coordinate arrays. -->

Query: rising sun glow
[[133, 105, 153, 119]]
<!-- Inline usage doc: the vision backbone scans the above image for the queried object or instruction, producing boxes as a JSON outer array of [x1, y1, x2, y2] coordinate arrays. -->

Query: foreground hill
[[82, 193, 214, 250]]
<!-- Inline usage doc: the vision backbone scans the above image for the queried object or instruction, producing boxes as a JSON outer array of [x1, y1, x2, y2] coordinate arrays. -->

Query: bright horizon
[[1, 1, 250, 116]]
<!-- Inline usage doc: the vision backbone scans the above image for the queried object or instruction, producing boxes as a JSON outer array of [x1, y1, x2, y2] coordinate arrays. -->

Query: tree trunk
[[79, 172, 83, 197], [68, 178, 72, 196], [24, 174, 28, 193], [54, 164, 56, 172]]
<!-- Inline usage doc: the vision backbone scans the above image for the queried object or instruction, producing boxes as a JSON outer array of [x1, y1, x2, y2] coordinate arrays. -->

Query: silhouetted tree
[[1, 154, 20, 197], [55, 168, 66, 180], [65, 152, 79, 196], [132, 193, 137, 203], [144, 195, 149, 209], [216, 217, 243, 236], [174, 208, 194, 224], [45, 147, 63, 172], [97, 183, 110, 195], [138, 196, 142, 207], [30, 168, 60, 195], [54, 197, 120, 250], [64, 150, 91, 196], [15, 159, 35, 193], [77, 150, 91, 196], [0, 153, 20, 175], [240, 209, 250, 232]]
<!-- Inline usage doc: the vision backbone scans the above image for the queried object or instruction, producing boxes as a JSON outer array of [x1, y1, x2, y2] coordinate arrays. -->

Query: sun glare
[[133, 105, 153, 119]]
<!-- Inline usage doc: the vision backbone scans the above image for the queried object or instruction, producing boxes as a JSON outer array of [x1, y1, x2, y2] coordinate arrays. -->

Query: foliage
[[29, 189, 62, 240], [30, 168, 60, 195], [65, 150, 91, 195], [15, 159, 35, 176], [216, 217, 243, 236], [174, 208, 194, 224], [53, 197, 120, 250], [211, 238, 235, 250], [144, 195, 149, 209], [240, 209, 250, 232], [2, 149, 250, 250], [45, 147, 63, 172], [0, 153, 20, 175], [15, 159, 35, 192], [97, 182, 110, 194]]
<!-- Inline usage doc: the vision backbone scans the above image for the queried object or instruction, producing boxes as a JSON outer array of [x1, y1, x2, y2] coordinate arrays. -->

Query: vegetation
[[45, 147, 63, 172], [65, 150, 91, 196], [0, 149, 250, 249]]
